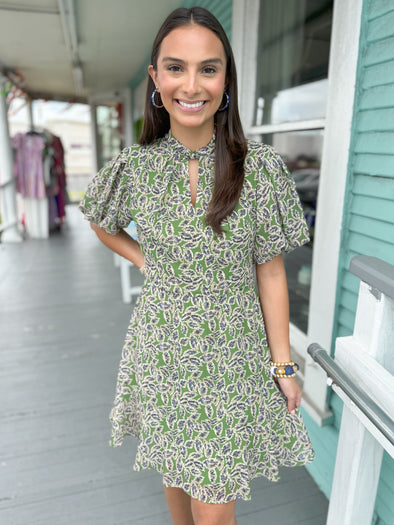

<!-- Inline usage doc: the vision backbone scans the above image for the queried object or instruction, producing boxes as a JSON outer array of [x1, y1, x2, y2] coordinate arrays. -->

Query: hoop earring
[[217, 91, 230, 112], [151, 88, 164, 109]]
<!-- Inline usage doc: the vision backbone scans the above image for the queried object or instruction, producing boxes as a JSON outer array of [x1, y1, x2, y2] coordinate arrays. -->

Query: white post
[[327, 257, 394, 525], [122, 87, 134, 147], [327, 405, 384, 525], [27, 96, 34, 131], [0, 76, 22, 242], [89, 103, 99, 174]]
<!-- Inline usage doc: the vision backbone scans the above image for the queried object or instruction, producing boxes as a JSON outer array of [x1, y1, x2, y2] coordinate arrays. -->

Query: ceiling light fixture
[[58, 0, 83, 93], [72, 63, 84, 94]]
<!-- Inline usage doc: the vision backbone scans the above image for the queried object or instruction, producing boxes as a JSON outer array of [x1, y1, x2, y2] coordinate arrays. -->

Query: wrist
[[269, 352, 291, 363]]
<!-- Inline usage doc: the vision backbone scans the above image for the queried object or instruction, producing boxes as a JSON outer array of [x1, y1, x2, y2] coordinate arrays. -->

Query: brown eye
[[168, 64, 182, 72]]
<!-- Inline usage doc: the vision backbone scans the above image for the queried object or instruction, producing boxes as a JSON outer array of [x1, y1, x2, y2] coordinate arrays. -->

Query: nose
[[183, 72, 199, 96]]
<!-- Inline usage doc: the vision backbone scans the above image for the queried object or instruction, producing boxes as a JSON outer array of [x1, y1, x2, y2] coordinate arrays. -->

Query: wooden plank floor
[[0, 205, 328, 525]]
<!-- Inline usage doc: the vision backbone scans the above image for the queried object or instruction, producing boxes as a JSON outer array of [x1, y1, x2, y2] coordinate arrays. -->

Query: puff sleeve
[[79, 149, 134, 235], [253, 145, 310, 264]]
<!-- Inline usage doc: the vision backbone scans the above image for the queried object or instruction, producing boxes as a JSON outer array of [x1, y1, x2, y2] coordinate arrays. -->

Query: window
[[254, 1, 332, 126], [250, 0, 333, 334], [96, 104, 123, 169]]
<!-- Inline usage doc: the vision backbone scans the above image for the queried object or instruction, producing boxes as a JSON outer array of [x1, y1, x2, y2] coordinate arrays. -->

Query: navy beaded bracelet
[[270, 361, 300, 378]]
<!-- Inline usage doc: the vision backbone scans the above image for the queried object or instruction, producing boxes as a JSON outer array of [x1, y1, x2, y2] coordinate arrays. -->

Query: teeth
[[179, 100, 205, 108]]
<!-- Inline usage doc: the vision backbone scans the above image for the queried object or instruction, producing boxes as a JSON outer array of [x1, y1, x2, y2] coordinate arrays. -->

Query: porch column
[[89, 103, 99, 174], [27, 96, 34, 131], [122, 86, 134, 147], [0, 76, 22, 242]]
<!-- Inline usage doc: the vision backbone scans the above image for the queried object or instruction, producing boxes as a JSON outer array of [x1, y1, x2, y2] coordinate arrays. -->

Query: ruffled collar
[[163, 130, 216, 161]]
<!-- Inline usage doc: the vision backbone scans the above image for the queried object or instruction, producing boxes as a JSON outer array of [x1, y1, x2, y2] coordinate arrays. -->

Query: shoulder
[[119, 138, 170, 167], [244, 140, 287, 189], [115, 143, 151, 164], [100, 143, 158, 182], [245, 140, 285, 171]]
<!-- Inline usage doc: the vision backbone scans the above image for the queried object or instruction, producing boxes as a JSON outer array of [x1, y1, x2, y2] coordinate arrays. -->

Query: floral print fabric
[[79, 133, 314, 503]]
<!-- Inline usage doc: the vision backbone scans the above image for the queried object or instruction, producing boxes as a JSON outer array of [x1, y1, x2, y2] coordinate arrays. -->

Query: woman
[[79, 7, 314, 525]]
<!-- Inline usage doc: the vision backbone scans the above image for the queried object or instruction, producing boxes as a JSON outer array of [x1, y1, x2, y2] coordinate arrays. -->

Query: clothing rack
[[12, 129, 67, 239]]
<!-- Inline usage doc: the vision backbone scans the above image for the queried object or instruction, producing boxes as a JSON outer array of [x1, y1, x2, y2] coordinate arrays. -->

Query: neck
[[170, 123, 214, 151]]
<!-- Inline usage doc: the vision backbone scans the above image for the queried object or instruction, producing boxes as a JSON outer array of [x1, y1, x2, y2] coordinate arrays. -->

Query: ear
[[148, 65, 158, 88]]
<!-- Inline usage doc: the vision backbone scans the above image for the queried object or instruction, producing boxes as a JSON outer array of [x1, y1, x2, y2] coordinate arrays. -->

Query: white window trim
[[232, 0, 363, 425], [232, 0, 260, 131], [88, 87, 134, 166], [249, 118, 326, 135]]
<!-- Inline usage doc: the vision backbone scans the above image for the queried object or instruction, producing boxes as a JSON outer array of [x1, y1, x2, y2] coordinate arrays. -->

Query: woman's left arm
[[256, 254, 301, 415]]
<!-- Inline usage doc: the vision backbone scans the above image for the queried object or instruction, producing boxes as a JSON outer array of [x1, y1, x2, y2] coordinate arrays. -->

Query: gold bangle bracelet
[[270, 361, 294, 367]]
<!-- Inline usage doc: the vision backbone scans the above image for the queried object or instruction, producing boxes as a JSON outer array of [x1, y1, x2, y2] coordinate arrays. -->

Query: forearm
[[90, 223, 145, 268], [256, 255, 291, 363]]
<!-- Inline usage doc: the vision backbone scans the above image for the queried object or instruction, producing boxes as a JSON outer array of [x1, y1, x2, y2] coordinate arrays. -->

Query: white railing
[[308, 255, 394, 525]]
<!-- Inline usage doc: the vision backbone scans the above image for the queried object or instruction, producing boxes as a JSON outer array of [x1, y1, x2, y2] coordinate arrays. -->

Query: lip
[[175, 99, 207, 113]]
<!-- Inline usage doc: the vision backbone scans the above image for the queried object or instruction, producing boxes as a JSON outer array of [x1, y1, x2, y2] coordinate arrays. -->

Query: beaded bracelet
[[270, 361, 299, 378]]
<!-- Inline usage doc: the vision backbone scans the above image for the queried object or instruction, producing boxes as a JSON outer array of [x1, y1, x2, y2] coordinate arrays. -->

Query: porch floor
[[0, 205, 328, 525]]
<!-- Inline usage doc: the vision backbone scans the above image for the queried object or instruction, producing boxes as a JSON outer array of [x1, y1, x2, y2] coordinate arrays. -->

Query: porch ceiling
[[0, 0, 181, 102]]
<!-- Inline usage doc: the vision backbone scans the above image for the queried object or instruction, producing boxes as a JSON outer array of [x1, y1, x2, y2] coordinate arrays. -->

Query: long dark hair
[[139, 7, 247, 236]]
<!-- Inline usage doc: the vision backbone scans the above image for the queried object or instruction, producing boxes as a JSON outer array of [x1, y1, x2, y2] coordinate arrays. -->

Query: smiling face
[[149, 24, 227, 147]]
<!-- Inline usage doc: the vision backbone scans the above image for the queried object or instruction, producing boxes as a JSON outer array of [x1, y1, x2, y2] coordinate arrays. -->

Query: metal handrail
[[350, 255, 394, 300], [308, 343, 394, 446]]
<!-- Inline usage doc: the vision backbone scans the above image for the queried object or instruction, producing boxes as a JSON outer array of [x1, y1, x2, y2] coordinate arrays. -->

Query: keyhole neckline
[[165, 130, 216, 161]]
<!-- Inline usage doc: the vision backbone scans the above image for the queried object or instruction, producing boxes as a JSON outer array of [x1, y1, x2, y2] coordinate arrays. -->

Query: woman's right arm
[[90, 223, 145, 269]]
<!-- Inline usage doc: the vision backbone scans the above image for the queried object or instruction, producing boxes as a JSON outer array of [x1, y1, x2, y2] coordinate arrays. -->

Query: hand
[[276, 377, 302, 415]]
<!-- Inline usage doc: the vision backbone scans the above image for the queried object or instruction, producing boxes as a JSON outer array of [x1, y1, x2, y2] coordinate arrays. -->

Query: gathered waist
[[142, 271, 254, 300], [140, 272, 258, 309], [143, 259, 253, 285]]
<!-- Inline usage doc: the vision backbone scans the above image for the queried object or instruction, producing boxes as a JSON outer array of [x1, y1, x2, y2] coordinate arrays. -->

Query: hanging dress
[[79, 132, 315, 504]]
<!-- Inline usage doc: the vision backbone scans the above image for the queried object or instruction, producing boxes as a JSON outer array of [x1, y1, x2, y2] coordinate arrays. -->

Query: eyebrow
[[161, 57, 224, 65]]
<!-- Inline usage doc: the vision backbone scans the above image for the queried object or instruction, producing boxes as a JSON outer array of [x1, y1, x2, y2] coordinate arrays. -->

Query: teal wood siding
[[181, 0, 232, 39], [322, 0, 394, 522], [334, 0, 394, 339]]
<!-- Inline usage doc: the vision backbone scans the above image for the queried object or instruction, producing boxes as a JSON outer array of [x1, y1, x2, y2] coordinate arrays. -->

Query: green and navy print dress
[[79, 132, 315, 504]]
